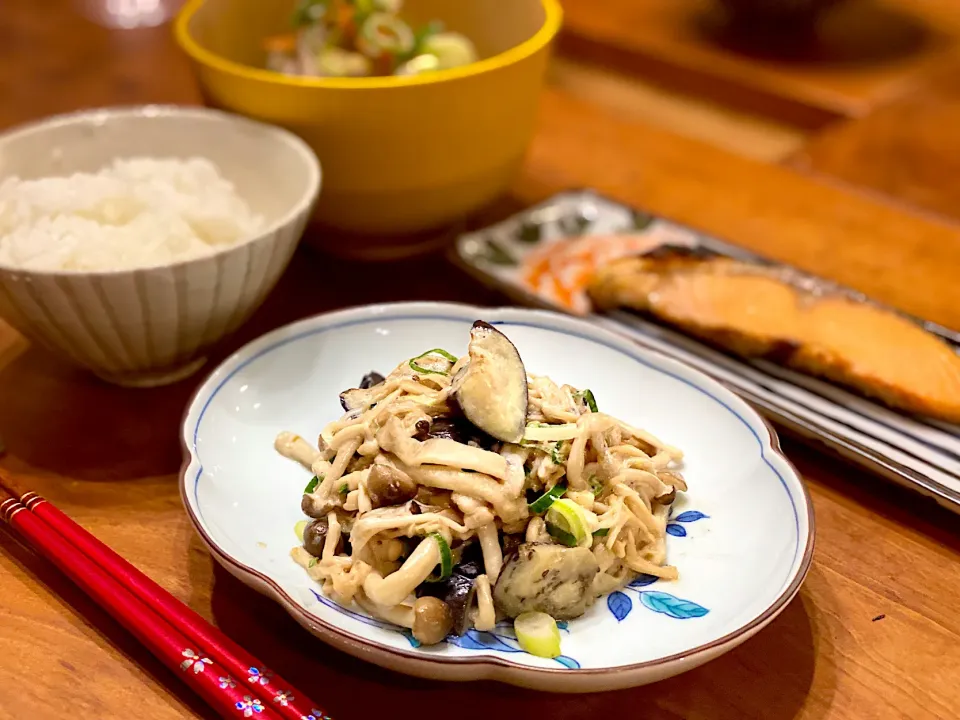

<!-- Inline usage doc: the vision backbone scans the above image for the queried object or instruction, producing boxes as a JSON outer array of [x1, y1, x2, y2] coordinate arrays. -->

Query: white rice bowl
[[0, 106, 320, 385], [0, 157, 264, 271]]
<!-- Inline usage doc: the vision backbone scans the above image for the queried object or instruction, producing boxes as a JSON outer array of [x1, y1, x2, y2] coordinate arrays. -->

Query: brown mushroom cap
[[366, 465, 418, 508], [302, 518, 330, 557], [412, 596, 454, 645]]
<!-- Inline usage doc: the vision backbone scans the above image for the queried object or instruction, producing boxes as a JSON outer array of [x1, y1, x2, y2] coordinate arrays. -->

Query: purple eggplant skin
[[417, 559, 483, 636], [424, 417, 496, 450], [339, 371, 386, 411], [451, 321, 529, 443], [359, 372, 385, 389]]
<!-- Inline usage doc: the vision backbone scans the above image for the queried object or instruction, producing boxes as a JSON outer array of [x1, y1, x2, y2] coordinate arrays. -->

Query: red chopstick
[[0, 491, 279, 719], [0, 480, 332, 720]]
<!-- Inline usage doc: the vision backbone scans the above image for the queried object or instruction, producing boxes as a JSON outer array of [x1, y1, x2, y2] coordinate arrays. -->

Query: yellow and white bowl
[[175, 0, 562, 256], [0, 106, 321, 387]]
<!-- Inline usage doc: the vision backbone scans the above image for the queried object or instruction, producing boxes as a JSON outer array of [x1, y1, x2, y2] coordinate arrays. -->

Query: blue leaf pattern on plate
[[639, 591, 710, 619], [673, 510, 709, 523], [446, 634, 482, 650], [607, 591, 632, 622], [628, 573, 659, 588], [470, 631, 519, 653], [555, 655, 581, 669], [665, 523, 687, 537]]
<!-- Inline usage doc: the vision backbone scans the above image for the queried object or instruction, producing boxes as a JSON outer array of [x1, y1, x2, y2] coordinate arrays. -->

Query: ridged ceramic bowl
[[0, 106, 321, 387]]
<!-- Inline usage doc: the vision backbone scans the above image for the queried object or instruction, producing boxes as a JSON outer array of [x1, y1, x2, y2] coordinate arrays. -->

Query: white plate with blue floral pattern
[[180, 302, 814, 693]]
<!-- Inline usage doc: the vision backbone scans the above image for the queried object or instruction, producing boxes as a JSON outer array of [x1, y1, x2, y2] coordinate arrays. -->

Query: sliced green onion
[[514, 612, 561, 658], [528, 482, 566, 514], [550, 441, 565, 466], [395, 53, 440, 76], [593, 528, 610, 537], [547, 524, 578, 547], [546, 499, 590, 546], [427, 532, 452, 581], [420, 347, 458, 362], [409, 348, 458, 375], [358, 12, 415, 56], [582, 389, 598, 413], [304, 475, 321, 494], [589, 475, 603, 497], [294, 520, 308, 541], [420, 31, 477, 70], [339, 483, 350, 495], [308, 557, 318, 568]]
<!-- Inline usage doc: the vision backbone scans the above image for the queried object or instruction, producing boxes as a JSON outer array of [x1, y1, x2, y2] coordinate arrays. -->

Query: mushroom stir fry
[[277, 321, 687, 656]]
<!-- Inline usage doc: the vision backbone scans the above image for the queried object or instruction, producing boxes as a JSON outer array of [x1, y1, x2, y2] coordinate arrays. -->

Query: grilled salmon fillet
[[588, 247, 960, 424]]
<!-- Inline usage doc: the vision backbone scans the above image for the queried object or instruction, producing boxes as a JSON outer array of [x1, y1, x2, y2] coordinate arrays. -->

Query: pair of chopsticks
[[0, 474, 332, 720]]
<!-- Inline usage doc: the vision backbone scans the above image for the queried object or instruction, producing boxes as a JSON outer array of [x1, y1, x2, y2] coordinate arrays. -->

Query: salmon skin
[[588, 246, 960, 425]]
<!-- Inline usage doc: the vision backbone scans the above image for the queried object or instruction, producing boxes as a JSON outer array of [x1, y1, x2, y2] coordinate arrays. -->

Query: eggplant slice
[[493, 543, 600, 620], [452, 321, 528, 443]]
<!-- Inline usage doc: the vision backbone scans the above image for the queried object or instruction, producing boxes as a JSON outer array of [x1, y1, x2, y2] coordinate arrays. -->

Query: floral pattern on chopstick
[[273, 690, 294, 707], [219, 675, 237, 689], [301, 710, 333, 720], [180, 648, 213, 673], [247, 666, 273, 685], [236, 695, 265, 716]]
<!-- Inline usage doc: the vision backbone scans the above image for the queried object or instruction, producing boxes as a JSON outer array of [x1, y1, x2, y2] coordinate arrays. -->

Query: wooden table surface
[[2, 1, 960, 719], [559, 0, 960, 126]]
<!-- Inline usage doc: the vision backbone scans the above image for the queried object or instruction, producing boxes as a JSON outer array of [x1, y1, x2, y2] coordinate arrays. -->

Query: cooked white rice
[[0, 157, 264, 271]]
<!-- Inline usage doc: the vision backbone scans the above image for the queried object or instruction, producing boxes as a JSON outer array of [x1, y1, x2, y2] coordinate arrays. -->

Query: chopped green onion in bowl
[[265, 0, 478, 79], [357, 12, 415, 57], [420, 32, 478, 69]]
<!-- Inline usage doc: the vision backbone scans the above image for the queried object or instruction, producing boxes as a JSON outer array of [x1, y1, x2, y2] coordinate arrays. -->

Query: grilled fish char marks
[[588, 247, 960, 424]]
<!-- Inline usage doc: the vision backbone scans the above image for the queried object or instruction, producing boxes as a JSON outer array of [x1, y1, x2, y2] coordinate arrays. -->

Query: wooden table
[[2, 1, 960, 718]]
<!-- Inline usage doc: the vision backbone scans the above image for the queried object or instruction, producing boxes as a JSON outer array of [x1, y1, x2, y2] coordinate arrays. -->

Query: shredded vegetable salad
[[264, 0, 478, 78]]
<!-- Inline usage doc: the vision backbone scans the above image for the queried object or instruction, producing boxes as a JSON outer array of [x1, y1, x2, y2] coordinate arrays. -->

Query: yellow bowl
[[175, 0, 561, 254]]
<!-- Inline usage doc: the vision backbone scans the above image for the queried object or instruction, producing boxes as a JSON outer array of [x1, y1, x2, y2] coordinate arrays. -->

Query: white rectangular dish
[[454, 190, 960, 513]]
